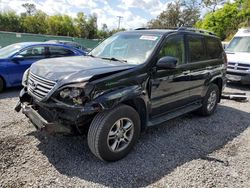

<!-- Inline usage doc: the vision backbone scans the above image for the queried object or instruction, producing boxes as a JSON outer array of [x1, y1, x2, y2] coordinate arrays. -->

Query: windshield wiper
[[86, 54, 96, 57], [101, 57, 127, 63]]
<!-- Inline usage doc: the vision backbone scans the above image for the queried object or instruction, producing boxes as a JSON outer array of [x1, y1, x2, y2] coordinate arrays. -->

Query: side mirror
[[156, 56, 178, 69], [12, 55, 24, 62]]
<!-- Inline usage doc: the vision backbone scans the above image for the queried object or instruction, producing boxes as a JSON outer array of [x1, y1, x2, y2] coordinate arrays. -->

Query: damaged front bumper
[[15, 102, 72, 134], [15, 88, 102, 134]]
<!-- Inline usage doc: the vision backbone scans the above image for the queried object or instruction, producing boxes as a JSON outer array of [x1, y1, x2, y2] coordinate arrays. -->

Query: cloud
[[0, 0, 165, 29], [91, 4, 148, 30]]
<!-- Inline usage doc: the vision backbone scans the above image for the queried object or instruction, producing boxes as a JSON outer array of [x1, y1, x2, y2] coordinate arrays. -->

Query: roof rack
[[135, 27, 179, 30], [178, 27, 216, 36], [134, 27, 216, 36]]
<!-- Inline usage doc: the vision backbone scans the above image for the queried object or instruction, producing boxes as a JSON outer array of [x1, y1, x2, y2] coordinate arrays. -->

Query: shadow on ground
[[0, 87, 21, 100], [226, 82, 250, 91], [32, 105, 250, 187]]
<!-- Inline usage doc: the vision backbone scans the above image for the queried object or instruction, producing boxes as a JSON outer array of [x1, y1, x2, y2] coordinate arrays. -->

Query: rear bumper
[[227, 72, 250, 84]]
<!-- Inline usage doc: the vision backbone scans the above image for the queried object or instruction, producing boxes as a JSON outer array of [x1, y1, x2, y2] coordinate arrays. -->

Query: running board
[[147, 103, 202, 127]]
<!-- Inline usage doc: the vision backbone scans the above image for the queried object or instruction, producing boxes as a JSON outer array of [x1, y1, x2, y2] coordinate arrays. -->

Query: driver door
[[150, 34, 191, 117]]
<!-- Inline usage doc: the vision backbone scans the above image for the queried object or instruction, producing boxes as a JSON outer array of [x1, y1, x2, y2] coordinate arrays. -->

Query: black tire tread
[[198, 83, 219, 116], [87, 104, 139, 161]]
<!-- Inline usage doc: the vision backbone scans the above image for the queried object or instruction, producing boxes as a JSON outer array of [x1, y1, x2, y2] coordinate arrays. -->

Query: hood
[[30, 56, 135, 82], [226, 52, 250, 64]]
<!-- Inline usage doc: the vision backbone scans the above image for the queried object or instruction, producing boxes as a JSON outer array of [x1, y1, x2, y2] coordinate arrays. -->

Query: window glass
[[49, 46, 75, 57], [91, 33, 161, 65], [159, 35, 185, 65], [188, 35, 206, 62], [226, 36, 250, 53], [19, 46, 45, 58], [206, 37, 222, 59]]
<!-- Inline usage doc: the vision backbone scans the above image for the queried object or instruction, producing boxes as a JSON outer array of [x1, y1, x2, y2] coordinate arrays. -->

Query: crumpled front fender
[[93, 85, 145, 110]]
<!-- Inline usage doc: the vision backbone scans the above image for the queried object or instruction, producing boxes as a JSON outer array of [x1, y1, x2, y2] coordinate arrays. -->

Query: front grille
[[27, 72, 56, 100], [227, 62, 250, 71]]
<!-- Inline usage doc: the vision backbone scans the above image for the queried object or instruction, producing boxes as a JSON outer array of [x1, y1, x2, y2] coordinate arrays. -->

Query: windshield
[[0, 44, 24, 58], [226, 36, 250, 53], [90, 33, 162, 65]]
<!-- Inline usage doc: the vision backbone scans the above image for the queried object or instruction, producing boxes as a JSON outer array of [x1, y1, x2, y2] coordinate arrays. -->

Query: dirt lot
[[0, 84, 250, 188]]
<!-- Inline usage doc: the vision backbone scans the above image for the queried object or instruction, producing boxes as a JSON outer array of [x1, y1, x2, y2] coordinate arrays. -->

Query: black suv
[[15, 28, 227, 161]]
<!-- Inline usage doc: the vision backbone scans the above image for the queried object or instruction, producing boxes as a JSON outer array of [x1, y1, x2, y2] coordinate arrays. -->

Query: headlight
[[58, 83, 94, 105], [22, 69, 30, 86]]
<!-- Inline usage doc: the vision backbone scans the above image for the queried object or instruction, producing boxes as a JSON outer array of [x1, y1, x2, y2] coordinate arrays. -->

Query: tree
[[0, 11, 22, 32], [21, 11, 48, 34], [196, 0, 250, 40], [148, 0, 200, 28], [86, 14, 98, 39], [75, 12, 88, 38], [46, 15, 76, 36], [22, 3, 37, 16]]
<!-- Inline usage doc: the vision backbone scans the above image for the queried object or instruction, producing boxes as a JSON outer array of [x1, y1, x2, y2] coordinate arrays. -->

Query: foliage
[[0, 4, 123, 39], [147, 0, 200, 28], [196, 0, 250, 40]]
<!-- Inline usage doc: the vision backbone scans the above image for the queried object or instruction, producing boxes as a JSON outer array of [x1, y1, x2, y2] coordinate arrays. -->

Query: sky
[[0, 0, 172, 30]]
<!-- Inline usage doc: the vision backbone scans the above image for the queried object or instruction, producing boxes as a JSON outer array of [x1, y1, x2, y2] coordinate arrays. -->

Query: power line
[[117, 16, 123, 29]]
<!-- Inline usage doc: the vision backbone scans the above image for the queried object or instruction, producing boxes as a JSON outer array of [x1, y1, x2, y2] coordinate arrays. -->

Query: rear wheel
[[87, 104, 141, 162], [197, 84, 220, 116], [0, 77, 4, 92]]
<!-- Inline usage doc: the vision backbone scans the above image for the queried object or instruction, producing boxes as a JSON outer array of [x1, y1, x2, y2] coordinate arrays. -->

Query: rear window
[[206, 37, 222, 59], [187, 35, 206, 62]]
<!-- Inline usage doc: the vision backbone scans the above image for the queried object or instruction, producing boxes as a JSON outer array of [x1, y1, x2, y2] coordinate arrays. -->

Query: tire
[[87, 104, 141, 162], [0, 77, 4, 93], [197, 84, 220, 116]]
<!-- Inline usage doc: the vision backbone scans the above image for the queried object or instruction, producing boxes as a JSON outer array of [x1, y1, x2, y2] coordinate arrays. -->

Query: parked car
[[15, 28, 227, 162], [47, 40, 91, 52], [0, 42, 86, 92], [226, 28, 250, 84], [222, 41, 229, 49]]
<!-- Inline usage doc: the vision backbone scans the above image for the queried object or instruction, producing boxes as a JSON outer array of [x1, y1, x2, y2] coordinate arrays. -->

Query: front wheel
[[87, 104, 141, 162], [197, 84, 220, 116]]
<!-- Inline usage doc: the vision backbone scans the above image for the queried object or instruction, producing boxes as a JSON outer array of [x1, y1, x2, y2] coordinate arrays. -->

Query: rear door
[[48, 46, 76, 58], [185, 34, 210, 101], [187, 35, 223, 101]]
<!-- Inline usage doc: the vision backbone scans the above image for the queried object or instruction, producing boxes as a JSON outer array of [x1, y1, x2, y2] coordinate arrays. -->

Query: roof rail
[[178, 27, 216, 36], [134, 27, 178, 30], [135, 27, 149, 30], [134, 27, 216, 36]]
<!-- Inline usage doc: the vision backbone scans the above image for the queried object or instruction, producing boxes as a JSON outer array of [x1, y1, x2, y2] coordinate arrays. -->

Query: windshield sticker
[[140, 35, 158, 41]]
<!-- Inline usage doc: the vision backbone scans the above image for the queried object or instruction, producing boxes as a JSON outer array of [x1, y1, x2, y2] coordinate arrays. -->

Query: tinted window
[[49, 46, 75, 57], [159, 35, 185, 65], [206, 37, 222, 59], [188, 35, 206, 62], [19, 46, 45, 58]]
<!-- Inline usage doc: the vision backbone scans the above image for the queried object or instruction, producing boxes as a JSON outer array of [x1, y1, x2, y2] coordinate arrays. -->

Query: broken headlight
[[58, 83, 94, 105]]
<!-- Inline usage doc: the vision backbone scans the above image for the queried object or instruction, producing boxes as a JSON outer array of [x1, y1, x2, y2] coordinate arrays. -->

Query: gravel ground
[[0, 83, 249, 188]]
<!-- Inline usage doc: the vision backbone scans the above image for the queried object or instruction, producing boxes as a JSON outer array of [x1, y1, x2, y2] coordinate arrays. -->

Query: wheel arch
[[0, 74, 6, 90], [211, 77, 223, 103], [122, 97, 148, 131]]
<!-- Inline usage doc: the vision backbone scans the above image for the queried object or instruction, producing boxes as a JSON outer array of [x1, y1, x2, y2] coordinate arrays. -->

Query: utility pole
[[117, 16, 123, 30]]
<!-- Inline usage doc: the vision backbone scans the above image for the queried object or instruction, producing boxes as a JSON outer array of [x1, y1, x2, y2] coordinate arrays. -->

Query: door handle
[[183, 70, 191, 75]]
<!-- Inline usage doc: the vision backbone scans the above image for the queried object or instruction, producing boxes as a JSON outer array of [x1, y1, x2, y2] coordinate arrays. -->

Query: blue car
[[0, 42, 86, 92]]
